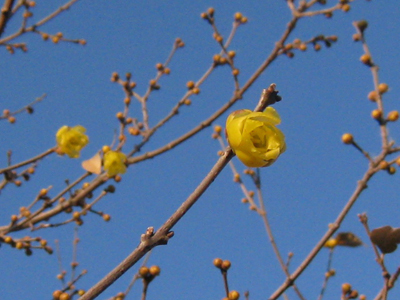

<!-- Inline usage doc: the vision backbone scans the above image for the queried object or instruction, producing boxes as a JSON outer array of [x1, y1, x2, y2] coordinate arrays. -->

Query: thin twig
[[256, 176, 306, 300], [317, 248, 335, 300], [0, 147, 55, 174], [268, 166, 375, 300], [0, 0, 79, 44]]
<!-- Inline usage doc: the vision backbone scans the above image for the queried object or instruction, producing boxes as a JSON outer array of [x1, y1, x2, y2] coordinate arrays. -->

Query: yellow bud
[[149, 265, 161, 276], [342, 283, 351, 294], [39, 188, 48, 197], [378, 83, 389, 94], [214, 125, 222, 133], [139, 266, 149, 276], [128, 127, 140, 136], [299, 43, 307, 51], [324, 238, 338, 248], [73, 211, 81, 220], [349, 290, 358, 299], [368, 91, 378, 102], [341, 4, 350, 12], [102, 145, 111, 153], [52, 36, 60, 44], [371, 109, 382, 120], [124, 97, 131, 105], [234, 12, 243, 21], [213, 258, 223, 268], [59, 292, 70, 300], [4, 236, 13, 243], [228, 290, 240, 300], [53, 290, 62, 299], [388, 166, 396, 175], [341, 133, 353, 144], [192, 87, 200, 94], [233, 174, 241, 182], [387, 111, 399, 122], [360, 54, 372, 65], [186, 81, 195, 89], [379, 161, 389, 170], [221, 260, 231, 270]]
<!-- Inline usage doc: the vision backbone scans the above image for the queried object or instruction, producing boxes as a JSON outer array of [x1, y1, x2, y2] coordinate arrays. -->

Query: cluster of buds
[[213, 257, 231, 271], [341, 283, 360, 299], [174, 37, 185, 48], [6, 43, 28, 54], [110, 72, 137, 92], [353, 20, 368, 41], [186, 80, 200, 95], [2, 235, 53, 256], [139, 265, 161, 283], [213, 258, 240, 299], [40, 31, 86, 46], [52, 288, 85, 300]]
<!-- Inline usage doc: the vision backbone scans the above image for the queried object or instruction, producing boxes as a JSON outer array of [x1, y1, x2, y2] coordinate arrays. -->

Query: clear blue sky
[[1, 1, 400, 299]]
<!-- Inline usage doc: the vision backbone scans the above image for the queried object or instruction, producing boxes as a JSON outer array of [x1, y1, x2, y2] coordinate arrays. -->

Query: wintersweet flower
[[103, 151, 127, 177], [225, 107, 286, 168], [56, 125, 89, 158]]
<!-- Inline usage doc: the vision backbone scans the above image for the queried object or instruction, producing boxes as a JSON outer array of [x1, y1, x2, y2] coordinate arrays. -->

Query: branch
[[0, 0, 15, 37], [78, 87, 280, 300], [268, 167, 375, 299]]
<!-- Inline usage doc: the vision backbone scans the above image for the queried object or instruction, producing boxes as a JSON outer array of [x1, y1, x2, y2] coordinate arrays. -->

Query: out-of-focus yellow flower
[[225, 107, 286, 168], [56, 125, 89, 158], [103, 151, 127, 176], [324, 238, 338, 248]]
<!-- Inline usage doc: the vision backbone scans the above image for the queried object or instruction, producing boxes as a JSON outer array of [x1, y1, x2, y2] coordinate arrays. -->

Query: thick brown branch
[[0, 0, 15, 37]]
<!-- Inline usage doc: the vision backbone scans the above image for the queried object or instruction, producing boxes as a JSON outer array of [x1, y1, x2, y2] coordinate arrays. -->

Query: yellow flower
[[103, 151, 127, 176], [56, 125, 89, 158], [324, 238, 338, 249], [226, 107, 286, 168]]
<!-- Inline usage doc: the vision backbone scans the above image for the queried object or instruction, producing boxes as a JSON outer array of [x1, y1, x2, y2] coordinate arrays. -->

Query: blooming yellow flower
[[225, 107, 286, 168], [103, 151, 127, 176], [56, 125, 89, 158]]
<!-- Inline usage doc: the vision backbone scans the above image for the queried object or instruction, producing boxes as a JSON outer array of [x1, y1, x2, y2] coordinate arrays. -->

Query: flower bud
[[341, 133, 353, 144], [378, 83, 389, 94]]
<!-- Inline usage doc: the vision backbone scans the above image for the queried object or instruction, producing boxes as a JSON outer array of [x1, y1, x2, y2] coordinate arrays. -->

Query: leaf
[[370, 226, 400, 254], [81, 153, 102, 174], [335, 232, 363, 247]]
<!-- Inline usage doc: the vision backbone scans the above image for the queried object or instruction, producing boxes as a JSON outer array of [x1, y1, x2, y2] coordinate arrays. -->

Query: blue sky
[[1, 1, 400, 299]]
